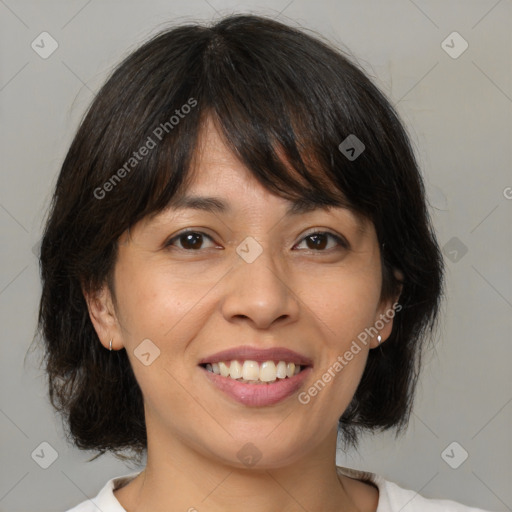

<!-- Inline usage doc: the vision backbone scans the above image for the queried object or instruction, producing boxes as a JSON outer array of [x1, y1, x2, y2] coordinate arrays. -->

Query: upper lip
[[198, 345, 313, 366]]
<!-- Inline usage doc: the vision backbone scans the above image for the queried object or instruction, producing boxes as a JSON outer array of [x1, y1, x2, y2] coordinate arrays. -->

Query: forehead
[[160, 193, 369, 243], [148, 116, 370, 236]]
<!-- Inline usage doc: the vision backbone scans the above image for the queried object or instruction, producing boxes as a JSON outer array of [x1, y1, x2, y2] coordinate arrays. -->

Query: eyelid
[[296, 229, 350, 250], [301, 228, 350, 249], [164, 229, 218, 249]]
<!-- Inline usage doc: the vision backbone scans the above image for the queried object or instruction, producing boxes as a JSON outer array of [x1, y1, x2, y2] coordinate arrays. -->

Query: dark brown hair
[[33, 14, 444, 464]]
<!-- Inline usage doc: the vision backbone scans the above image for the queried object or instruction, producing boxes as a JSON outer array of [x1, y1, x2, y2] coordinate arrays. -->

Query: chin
[[202, 433, 308, 471]]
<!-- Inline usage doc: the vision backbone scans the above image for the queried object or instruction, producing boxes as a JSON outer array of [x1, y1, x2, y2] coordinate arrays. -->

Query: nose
[[221, 244, 300, 330]]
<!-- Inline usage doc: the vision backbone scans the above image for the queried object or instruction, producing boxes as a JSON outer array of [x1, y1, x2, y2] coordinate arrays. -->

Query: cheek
[[309, 264, 382, 345], [300, 264, 381, 408], [113, 256, 202, 340], [112, 259, 207, 413]]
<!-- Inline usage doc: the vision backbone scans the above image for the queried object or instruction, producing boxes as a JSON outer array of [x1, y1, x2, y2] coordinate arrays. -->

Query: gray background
[[1, 0, 510, 511]]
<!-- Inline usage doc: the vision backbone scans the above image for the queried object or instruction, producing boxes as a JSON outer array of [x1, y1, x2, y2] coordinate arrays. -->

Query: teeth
[[218, 361, 230, 377], [205, 360, 304, 382], [260, 361, 277, 382], [276, 361, 287, 379], [242, 360, 260, 381], [229, 360, 243, 379]]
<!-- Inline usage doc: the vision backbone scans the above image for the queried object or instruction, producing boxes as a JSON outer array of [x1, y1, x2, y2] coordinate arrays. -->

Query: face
[[87, 117, 400, 470]]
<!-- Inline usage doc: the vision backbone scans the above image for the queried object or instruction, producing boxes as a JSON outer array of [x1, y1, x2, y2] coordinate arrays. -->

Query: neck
[[114, 429, 365, 512]]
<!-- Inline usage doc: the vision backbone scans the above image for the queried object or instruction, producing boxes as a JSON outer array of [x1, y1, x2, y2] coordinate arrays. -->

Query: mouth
[[198, 346, 313, 406]]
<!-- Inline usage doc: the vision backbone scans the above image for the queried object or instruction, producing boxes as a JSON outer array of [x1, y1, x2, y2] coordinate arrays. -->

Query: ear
[[82, 282, 123, 351], [371, 268, 404, 348]]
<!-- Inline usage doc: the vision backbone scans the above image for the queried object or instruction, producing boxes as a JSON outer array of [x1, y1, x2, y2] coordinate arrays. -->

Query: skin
[[85, 117, 402, 512]]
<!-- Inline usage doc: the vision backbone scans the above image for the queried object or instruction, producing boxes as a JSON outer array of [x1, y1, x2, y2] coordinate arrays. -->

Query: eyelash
[[165, 230, 349, 252]]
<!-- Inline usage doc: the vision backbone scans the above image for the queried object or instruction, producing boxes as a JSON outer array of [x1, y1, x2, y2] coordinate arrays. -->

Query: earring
[[109, 338, 113, 351], [377, 334, 382, 345]]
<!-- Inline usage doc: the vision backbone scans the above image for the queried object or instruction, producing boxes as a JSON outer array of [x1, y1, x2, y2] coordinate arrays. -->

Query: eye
[[165, 230, 218, 251], [165, 229, 349, 252], [294, 231, 349, 252]]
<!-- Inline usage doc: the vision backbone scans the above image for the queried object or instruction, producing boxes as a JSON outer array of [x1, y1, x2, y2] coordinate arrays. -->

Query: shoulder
[[381, 478, 493, 511], [63, 471, 141, 512], [336, 466, 495, 512]]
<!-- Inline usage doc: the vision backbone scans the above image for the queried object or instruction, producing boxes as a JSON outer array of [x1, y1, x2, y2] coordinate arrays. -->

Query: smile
[[198, 345, 313, 406]]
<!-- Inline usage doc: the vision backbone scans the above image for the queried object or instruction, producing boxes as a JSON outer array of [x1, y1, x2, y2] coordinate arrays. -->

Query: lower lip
[[201, 366, 312, 407]]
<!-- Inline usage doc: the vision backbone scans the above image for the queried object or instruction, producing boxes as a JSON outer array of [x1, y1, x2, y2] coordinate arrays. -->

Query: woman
[[37, 14, 493, 512]]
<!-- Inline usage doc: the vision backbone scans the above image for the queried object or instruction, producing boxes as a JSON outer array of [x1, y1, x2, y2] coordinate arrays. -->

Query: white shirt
[[65, 465, 494, 511]]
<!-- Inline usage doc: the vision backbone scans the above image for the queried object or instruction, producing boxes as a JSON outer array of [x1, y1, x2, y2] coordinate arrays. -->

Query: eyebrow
[[169, 195, 341, 216], [166, 195, 367, 233]]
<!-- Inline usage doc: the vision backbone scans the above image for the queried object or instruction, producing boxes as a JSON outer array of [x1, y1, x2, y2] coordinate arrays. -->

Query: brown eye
[[166, 231, 216, 251], [295, 231, 348, 251], [165, 230, 348, 253]]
